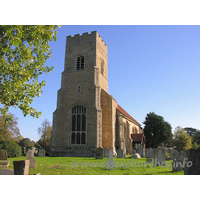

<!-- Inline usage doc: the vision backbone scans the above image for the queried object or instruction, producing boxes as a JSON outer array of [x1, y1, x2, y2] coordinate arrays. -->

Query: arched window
[[71, 132, 75, 144], [81, 132, 86, 144], [71, 105, 86, 145], [76, 55, 84, 70], [101, 58, 104, 75]]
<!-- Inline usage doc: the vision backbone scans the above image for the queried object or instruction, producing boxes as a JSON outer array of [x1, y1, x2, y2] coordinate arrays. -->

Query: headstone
[[132, 153, 141, 159], [26, 147, 31, 152], [145, 148, 154, 158], [132, 150, 136, 155], [0, 149, 7, 160], [179, 150, 186, 162], [137, 147, 144, 157], [106, 152, 114, 170], [117, 149, 124, 158], [26, 149, 32, 157], [104, 148, 110, 158], [154, 147, 166, 167], [146, 158, 152, 163], [0, 160, 10, 168], [26, 155, 36, 169], [184, 148, 200, 175], [38, 149, 45, 157], [172, 151, 183, 172], [0, 169, 14, 175], [13, 160, 29, 175], [31, 147, 35, 155], [95, 147, 104, 159], [169, 149, 175, 159]]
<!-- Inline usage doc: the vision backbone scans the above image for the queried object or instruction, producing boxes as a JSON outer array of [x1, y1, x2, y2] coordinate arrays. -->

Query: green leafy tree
[[192, 142, 199, 149], [0, 114, 21, 141], [0, 25, 60, 120], [19, 137, 32, 148], [0, 139, 21, 157], [143, 112, 172, 148], [37, 119, 52, 153], [184, 127, 200, 137], [184, 127, 200, 146], [173, 126, 192, 151]]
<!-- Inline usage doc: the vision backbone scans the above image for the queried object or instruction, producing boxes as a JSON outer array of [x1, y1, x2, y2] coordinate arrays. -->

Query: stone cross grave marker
[[26, 155, 36, 169]]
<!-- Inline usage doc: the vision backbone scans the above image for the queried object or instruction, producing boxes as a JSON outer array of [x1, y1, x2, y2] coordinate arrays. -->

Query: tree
[[184, 127, 200, 146], [0, 139, 21, 157], [173, 126, 192, 151], [184, 127, 200, 137], [38, 119, 52, 153], [0, 113, 21, 142], [19, 137, 32, 148], [143, 112, 172, 148], [0, 25, 60, 121]]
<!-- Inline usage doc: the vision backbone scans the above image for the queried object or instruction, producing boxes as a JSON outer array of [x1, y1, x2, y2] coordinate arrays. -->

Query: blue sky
[[8, 25, 200, 142]]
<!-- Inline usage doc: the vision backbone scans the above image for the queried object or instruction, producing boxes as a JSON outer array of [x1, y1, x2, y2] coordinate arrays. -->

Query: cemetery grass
[[3, 156, 184, 175]]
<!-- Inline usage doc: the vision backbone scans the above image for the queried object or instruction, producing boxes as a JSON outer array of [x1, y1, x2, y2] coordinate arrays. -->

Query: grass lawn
[[2, 156, 184, 175]]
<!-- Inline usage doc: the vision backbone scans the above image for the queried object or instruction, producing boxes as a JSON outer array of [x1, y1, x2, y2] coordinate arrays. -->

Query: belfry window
[[71, 105, 86, 145], [76, 55, 84, 70], [101, 58, 104, 75]]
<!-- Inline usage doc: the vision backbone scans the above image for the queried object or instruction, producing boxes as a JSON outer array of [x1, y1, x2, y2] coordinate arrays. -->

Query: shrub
[[0, 139, 22, 157]]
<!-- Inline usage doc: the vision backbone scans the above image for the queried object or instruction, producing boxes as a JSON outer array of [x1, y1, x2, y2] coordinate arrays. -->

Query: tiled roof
[[117, 104, 140, 125], [131, 133, 145, 143]]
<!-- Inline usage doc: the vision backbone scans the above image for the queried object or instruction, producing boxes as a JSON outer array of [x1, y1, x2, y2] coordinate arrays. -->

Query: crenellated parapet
[[66, 31, 107, 51]]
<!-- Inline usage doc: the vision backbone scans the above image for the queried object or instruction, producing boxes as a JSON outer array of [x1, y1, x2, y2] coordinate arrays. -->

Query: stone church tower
[[51, 31, 108, 156], [51, 31, 144, 157]]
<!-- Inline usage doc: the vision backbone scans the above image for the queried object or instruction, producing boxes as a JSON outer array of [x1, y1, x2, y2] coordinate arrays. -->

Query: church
[[51, 31, 145, 157]]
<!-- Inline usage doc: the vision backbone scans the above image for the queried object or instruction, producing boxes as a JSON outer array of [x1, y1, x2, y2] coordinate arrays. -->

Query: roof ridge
[[117, 104, 140, 125]]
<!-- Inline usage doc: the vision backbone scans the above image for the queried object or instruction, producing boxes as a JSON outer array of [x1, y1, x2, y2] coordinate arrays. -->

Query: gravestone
[[0, 160, 10, 168], [117, 149, 124, 158], [0, 149, 7, 160], [26, 147, 31, 152], [154, 147, 166, 167], [137, 147, 144, 157], [132, 150, 136, 155], [180, 150, 186, 162], [145, 148, 154, 158], [13, 160, 29, 175], [0, 149, 10, 167], [0, 169, 14, 175], [106, 152, 114, 170], [31, 147, 36, 156], [132, 153, 141, 159], [169, 149, 176, 159], [184, 148, 200, 175], [95, 147, 104, 159], [104, 148, 110, 158], [26, 155, 36, 169], [172, 151, 183, 172], [26, 149, 32, 157], [38, 149, 45, 157], [146, 158, 152, 163]]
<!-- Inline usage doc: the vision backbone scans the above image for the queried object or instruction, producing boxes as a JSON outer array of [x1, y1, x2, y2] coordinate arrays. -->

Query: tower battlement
[[66, 31, 107, 49]]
